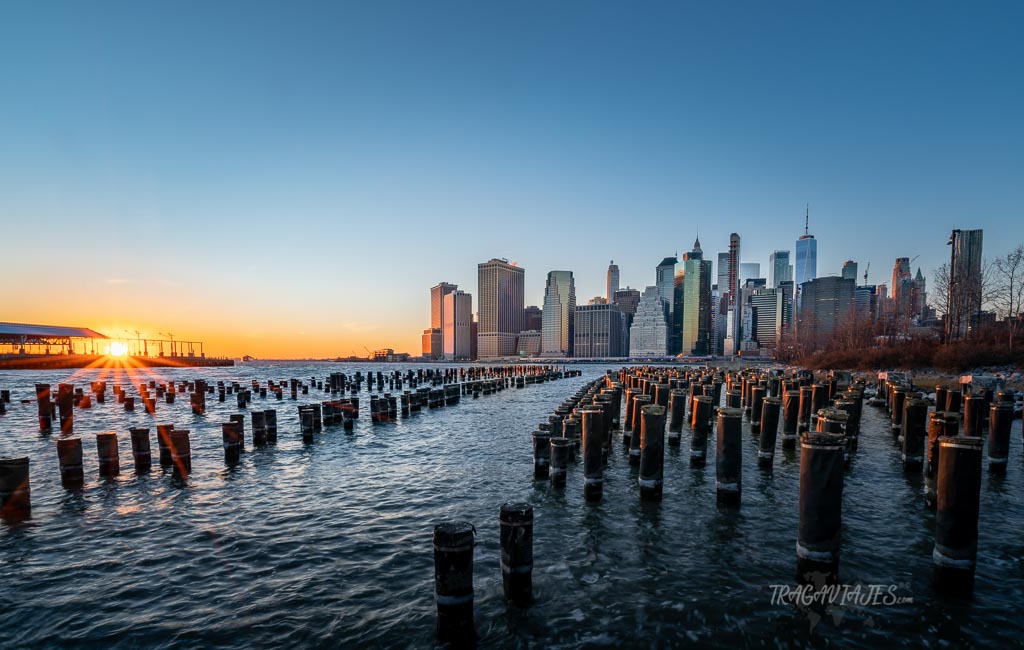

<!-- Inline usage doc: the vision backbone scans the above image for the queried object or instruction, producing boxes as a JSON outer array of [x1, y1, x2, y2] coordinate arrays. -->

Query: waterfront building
[[431, 282, 458, 330], [516, 330, 541, 357], [574, 302, 624, 358], [629, 286, 669, 356], [443, 290, 473, 360], [422, 328, 442, 360], [477, 258, 525, 358], [424, 281, 457, 359]]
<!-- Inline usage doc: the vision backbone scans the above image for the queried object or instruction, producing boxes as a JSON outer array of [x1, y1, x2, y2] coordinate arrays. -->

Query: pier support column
[[934, 436, 983, 592], [639, 405, 666, 500], [433, 521, 475, 644], [499, 503, 533, 606], [798, 432, 846, 581], [716, 408, 742, 504]]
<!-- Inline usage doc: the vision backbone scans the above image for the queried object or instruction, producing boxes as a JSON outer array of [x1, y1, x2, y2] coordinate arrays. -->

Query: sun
[[108, 342, 129, 357]]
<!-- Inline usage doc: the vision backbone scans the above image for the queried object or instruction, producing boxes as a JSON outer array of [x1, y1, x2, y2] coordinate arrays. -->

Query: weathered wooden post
[[433, 521, 475, 643], [499, 503, 533, 606]]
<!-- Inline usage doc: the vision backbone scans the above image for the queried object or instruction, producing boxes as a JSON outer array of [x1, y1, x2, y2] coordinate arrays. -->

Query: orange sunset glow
[[3, 299, 422, 360]]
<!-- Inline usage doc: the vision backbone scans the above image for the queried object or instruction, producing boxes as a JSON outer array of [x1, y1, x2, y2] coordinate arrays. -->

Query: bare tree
[[930, 263, 952, 339], [932, 259, 995, 342], [992, 244, 1024, 349]]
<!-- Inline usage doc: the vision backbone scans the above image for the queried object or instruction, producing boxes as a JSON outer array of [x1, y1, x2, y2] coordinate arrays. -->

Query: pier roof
[[0, 322, 108, 339]]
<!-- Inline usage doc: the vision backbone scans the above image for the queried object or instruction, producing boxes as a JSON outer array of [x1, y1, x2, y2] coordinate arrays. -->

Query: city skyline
[[2, 3, 1022, 357]]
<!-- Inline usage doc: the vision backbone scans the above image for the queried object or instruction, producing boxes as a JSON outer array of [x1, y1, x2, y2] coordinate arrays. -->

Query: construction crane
[[863, 262, 870, 286]]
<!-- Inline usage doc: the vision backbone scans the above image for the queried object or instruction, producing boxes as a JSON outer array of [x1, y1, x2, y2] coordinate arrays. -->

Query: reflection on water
[[0, 362, 1022, 647]]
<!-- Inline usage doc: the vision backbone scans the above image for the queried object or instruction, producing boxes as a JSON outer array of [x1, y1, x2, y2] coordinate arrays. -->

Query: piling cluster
[[873, 372, 1016, 590], [0, 365, 579, 522], [511, 365, 1017, 595]]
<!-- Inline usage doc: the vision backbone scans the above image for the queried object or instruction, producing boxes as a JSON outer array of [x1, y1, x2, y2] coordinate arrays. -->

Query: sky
[[1, 1, 1022, 358]]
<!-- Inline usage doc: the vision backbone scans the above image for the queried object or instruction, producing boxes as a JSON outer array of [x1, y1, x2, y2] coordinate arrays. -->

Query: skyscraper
[[575, 302, 624, 358], [431, 282, 458, 330], [717, 252, 730, 293], [854, 285, 878, 321], [750, 287, 786, 350], [443, 290, 473, 360], [947, 229, 984, 339], [613, 288, 641, 316], [677, 238, 713, 356], [629, 286, 669, 356], [657, 256, 678, 353], [769, 250, 792, 288], [715, 251, 730, 356], [728, 234, 741, 294], [798, 276, 855, 343], [710, 289, 722, 356], [424, 281, 458, 359], [740, 263, 761, 282], [606, 261, 620, 302], [657, 256, 677, 314], [738, 278, 767, 347], [673, 268, 685, 354], [524, 305, 543, 331], [795, 207, 817, 291], [614, 287, 641, 354], [422, 328, 442, 360], [842, 260, 858, 282], [728, 233, 742, 345], [477, 258, 525, 358], [892, 257, 913, 320], [541, 270, 576, 357]]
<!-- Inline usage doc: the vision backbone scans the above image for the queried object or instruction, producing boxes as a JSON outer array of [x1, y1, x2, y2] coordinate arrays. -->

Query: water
[[0, 362, 1022, 648]]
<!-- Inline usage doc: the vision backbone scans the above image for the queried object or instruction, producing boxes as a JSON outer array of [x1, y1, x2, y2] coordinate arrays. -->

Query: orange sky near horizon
[[6, 298, 421, 360]]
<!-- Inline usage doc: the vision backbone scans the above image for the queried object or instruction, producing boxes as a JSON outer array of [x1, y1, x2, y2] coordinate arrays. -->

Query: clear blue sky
[[1, 2, 1022, 355]]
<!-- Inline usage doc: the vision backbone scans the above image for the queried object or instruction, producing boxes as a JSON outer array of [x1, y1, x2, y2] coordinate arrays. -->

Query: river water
[[0, 362, 1021, 648]]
